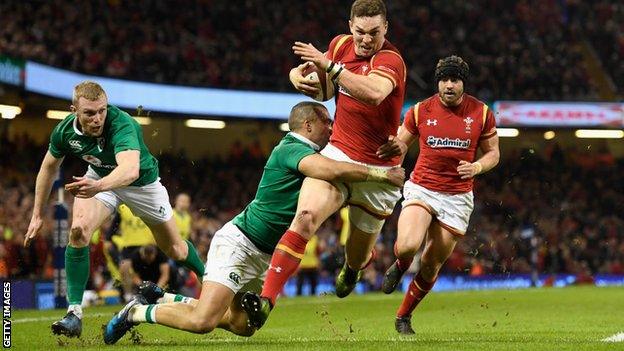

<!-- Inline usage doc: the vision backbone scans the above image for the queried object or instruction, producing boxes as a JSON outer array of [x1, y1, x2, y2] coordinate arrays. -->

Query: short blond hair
[[72, 81, 107, 106]]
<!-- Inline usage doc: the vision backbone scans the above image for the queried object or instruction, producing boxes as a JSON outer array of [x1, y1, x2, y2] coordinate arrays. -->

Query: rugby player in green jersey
[[103, 101, 404, 343], [23, 81, 205, 338]]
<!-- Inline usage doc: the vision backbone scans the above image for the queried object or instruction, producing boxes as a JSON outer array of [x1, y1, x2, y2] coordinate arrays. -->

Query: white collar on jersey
[[289, 132, 320, 151], [72, 116, 84, 136]]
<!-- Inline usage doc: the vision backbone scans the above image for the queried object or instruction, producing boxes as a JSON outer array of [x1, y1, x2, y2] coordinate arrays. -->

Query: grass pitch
[[11, 286, 624, 350]]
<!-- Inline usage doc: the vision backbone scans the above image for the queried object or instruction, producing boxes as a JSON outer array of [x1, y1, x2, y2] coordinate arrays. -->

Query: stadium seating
[[1, 0, 616, 100]]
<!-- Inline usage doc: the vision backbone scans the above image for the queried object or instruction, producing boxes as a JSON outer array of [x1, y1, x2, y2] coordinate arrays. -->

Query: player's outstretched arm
[[100, 150, 141, 190], [298, 154, 404, 187], [65, 150, 140, 198], [457, 129, 500, 179], [24, 151, 64, 247]]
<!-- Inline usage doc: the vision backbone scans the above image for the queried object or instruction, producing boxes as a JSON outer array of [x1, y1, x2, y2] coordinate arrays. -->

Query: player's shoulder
[[380, 39, 403, 56], [419, 94, 440, 112], [279, 133, 315, 152], [107, 105, 133, 122], [52, 113, 76, 132], [463, 94, 486, 108], [371, 41, 404, 63], [328, 34, 353, 60], [50, 113, 77, 141]]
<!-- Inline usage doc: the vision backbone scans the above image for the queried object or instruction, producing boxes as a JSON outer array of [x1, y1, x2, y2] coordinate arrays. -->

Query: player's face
[[438, 78, 464, 106], [309, 109, 332, 148], [176, 194, 191, 211], [72, 95, 108, 137], [349, 15, 387, 57]]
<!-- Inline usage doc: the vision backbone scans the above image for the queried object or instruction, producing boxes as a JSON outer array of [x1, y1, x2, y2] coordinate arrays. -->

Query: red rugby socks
[[261, 230, 308, 306]]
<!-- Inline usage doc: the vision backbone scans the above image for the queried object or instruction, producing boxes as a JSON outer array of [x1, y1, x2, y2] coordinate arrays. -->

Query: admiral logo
[[427, 119, 438, 126], [426, 136, 471, 149], [362, 64, 369, 73]]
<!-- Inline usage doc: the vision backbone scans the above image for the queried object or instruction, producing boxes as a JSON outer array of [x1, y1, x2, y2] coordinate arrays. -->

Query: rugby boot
[[395, 316, 415, 335], [381, 260, 407, 294], [335, 262, 362, 298], [241, 292, 273, 329], [51, 311, 82, 338]]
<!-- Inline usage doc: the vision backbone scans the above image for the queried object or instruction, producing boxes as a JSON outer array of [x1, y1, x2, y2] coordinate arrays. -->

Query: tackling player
[[103, 102, 404, 344]]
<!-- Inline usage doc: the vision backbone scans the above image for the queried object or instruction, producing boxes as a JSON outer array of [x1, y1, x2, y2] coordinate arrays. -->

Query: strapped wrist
[[327, 61, 344, 82], [366, 166, 388, 182]]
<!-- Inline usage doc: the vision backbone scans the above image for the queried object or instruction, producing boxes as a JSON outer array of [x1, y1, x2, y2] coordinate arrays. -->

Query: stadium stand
[[0, 0, 615, 100]]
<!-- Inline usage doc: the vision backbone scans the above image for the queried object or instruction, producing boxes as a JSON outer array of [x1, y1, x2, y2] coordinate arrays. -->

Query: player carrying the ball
[[379, 56, 500, 334], [242, 0, 407, 329]]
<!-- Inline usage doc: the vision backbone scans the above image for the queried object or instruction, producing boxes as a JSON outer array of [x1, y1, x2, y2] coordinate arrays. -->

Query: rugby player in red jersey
[[379, 55, 500, 334], [242, 0, 407, 329]]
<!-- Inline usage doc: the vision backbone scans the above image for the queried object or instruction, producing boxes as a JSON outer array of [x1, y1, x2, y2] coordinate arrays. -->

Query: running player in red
[[242, 0, 407, 329], [378, 55, 500, 334]]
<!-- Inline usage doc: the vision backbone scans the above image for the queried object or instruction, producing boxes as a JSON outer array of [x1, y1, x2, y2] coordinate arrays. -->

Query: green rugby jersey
[[48, 105, 158, 186], [232, 133, 317, 253]]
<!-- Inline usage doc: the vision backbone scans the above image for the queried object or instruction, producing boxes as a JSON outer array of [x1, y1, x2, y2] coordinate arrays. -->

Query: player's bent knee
[[69, 224, 90, 246], [396, 243, 419, 258], [292, 210, 318, 237], [191, 315, 218, 334]]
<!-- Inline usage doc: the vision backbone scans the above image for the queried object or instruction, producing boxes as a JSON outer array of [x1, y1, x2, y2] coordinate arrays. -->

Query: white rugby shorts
[[402, 180, 474, 235], [85, 167, 173, 225], [320, 143, 402, 234], [203, 221, 271, 293]]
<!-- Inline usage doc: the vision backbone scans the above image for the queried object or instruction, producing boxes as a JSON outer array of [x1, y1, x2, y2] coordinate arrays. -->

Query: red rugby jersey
[[403, 94, 497, 193], [325, 35, 406, 166]]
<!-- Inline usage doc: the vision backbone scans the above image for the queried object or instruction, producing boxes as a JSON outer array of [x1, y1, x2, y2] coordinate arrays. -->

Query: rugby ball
[[302, 63, 335, 102]]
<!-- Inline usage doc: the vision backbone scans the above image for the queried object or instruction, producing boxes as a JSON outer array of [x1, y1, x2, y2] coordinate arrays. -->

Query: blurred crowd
[[569, 0, 624, 96], [1, 134, 623, 293], [0, 0, 613, 100]]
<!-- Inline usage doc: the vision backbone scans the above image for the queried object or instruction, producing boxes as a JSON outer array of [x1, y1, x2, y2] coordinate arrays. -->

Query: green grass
[[11, 286, 624, 350]]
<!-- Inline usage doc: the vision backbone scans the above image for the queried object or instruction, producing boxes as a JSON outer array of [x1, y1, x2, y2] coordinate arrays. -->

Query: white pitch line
[[11, 293, 401, 324], [12, 312, 110, 324], [602, 332, 624, 342]]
